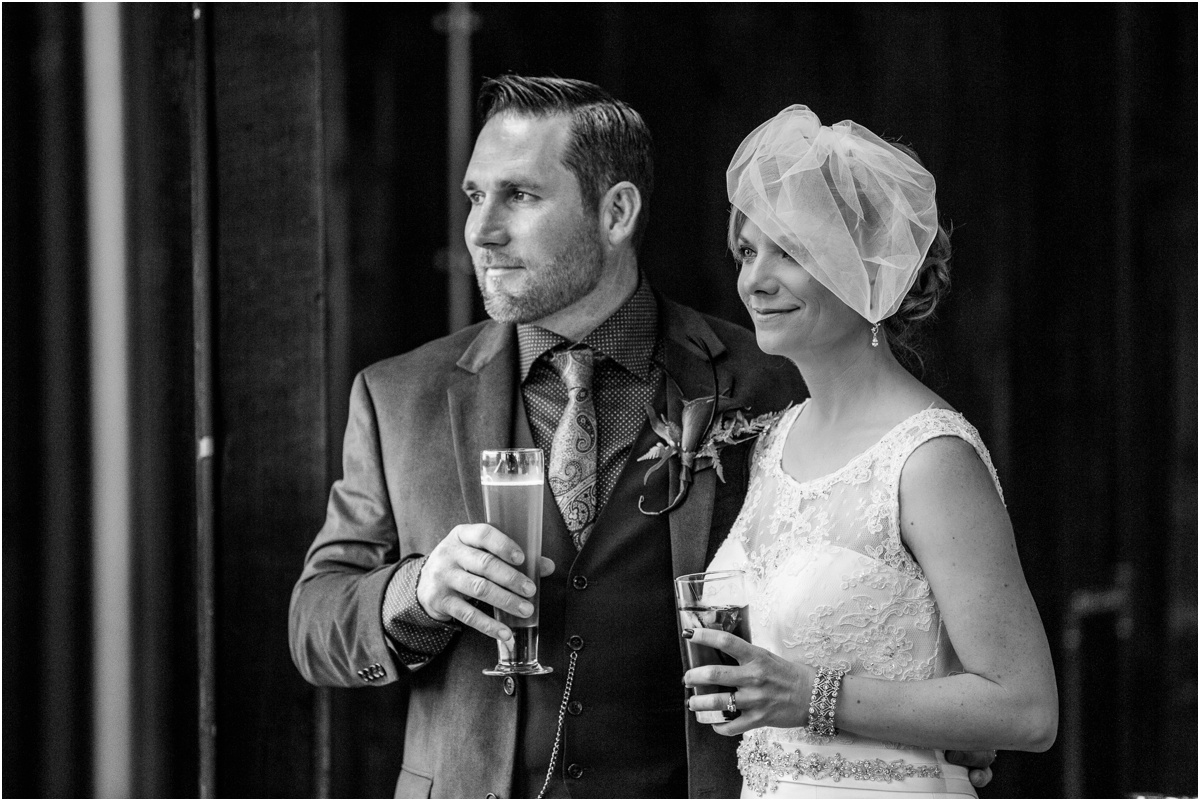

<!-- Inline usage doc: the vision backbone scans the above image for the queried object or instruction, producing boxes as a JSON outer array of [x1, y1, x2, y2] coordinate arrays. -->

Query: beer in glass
[[480, 448, 552, 676]]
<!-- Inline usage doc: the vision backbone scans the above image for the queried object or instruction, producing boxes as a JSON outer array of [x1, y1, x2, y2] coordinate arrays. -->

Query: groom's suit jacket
[[289, 293, 803, 798]]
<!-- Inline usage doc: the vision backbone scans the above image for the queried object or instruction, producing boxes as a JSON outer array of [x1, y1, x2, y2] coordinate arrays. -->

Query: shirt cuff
[[382, 555, 460, 668]]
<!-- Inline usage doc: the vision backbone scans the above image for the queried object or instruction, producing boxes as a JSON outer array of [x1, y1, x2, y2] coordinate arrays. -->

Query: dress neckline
[[775, 400, 961, 490]]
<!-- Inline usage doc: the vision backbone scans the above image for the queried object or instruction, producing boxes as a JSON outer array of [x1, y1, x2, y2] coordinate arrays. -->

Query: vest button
[[502, 676, 516, 696], [572, 574, 588, 590], [567, 700, 583, 716], [567, 635, 584, 651], [567, 763, 585, 780]]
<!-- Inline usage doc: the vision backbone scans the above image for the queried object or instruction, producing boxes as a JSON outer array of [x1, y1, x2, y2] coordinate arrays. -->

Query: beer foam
[[480, 475, 543, 486]]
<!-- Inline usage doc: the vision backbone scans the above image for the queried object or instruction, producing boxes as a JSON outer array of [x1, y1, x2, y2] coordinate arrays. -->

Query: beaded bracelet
[[807, 666, 847, 737]]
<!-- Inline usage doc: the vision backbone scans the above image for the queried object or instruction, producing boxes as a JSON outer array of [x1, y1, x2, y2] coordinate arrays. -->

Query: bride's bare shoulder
[[875, 376, 955, 429]]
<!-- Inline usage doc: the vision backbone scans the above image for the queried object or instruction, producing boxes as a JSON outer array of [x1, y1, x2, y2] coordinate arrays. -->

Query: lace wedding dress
[[708, 402, 1004, 798]]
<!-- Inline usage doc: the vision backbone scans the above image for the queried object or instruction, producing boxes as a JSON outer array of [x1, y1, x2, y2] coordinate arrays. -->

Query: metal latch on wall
[[1061, 562, 1134, 798]]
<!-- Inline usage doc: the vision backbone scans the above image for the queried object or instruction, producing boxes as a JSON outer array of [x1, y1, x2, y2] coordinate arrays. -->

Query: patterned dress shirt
[[382, 279, 663, 667]]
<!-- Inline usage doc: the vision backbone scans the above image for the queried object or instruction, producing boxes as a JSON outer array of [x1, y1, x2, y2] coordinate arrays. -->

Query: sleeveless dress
[[707, 402, 1005, 798]]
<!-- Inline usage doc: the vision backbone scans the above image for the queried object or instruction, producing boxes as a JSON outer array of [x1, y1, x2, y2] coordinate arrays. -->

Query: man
[[289, 75, 994, 798]]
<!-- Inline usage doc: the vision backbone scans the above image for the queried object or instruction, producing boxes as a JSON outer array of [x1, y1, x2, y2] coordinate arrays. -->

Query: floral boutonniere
[[637, 337, 785, 516]]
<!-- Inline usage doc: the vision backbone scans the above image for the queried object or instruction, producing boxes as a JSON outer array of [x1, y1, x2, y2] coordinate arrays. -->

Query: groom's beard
[[474, 225, 606, 325]]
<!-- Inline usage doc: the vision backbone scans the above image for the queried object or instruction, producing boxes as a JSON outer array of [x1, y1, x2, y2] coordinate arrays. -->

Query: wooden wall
[[207, 4, 349, 796], [125, 5, 200, 795], [3, 3, 1194, 798], [3, 5, 94, 796]]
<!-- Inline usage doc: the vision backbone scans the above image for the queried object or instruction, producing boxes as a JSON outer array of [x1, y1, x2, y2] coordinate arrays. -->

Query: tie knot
[[550, 347, 594, 392]]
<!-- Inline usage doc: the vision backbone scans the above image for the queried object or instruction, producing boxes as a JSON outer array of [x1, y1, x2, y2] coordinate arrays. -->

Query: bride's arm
[[686, 436, 1058, 752], [834, 435, 1057, 750]]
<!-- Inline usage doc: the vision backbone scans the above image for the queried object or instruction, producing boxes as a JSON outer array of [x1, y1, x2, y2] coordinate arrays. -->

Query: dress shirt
[[516, 278, 661, 520]]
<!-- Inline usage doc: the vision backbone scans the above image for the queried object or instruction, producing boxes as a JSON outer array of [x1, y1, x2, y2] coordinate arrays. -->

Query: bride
[[683, 106, 1058, 798]]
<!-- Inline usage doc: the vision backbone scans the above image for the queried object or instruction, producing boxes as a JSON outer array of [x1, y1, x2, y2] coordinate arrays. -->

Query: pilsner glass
[[480, 448, 553, 676], [674, 570, 751, 722]]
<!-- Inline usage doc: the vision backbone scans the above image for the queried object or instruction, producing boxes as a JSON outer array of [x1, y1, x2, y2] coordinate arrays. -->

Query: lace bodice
[[710, 401, 1004, 748]]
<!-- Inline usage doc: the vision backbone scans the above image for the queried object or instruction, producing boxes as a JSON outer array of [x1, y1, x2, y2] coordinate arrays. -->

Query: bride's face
[[734, 218, 863, 360]]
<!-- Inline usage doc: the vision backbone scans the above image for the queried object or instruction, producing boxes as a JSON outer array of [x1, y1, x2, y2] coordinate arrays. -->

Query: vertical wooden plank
[[1110, 8, 1139, 789], [0, 12, 45, 794], [211, 4, 334, 796], [189, 3, 218, 797], [82, 5, 135, 794], [344, 4, 451, 372], [1121, 6, 1197, 796], [316, 7, 349, 798], [444, 2, 476, 333], [1014, 14, 1075, 798], [4, 5, 93, 797], [331, 8, 450, 795], [1163, 7, 1199, 793], [123, 3, 200, 796], [34, 5, 95, 797]]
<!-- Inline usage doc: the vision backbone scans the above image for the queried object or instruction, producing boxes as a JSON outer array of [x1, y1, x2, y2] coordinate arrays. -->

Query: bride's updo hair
[[879, 142, 952, 367]]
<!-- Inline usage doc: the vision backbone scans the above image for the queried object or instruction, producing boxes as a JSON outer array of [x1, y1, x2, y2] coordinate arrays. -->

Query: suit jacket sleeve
[[288, 370, 453, 687]]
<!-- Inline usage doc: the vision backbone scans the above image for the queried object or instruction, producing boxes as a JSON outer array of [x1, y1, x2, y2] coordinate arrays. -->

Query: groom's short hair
[[479, 74, 655, 250]]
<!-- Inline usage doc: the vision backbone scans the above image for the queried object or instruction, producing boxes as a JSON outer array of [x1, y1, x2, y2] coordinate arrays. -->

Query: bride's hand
[[682, 627, 813, 736]]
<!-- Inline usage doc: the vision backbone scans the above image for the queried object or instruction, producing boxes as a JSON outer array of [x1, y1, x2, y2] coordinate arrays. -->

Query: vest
[[512, 384, 688, 798]]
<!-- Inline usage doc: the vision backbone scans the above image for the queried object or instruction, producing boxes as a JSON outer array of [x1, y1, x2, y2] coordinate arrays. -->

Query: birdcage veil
[[727, 105, 939, 324]]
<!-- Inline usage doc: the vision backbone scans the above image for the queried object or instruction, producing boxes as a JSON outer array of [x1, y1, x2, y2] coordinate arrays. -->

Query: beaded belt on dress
[[737, 731, 943, 797]]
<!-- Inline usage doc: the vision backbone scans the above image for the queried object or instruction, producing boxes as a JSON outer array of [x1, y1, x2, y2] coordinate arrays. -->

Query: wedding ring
[[725, 691, 738, 715]]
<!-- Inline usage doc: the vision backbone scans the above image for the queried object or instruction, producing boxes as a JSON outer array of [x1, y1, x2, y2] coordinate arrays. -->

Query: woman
[[683, 106, 1058, 798]]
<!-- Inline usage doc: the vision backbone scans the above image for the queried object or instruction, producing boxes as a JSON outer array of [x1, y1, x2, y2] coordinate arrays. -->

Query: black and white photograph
[[3, 3, 1196, 798]]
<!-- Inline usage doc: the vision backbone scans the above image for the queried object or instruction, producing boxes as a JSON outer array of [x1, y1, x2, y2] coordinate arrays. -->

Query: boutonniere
[[637, 337, 784, 516]]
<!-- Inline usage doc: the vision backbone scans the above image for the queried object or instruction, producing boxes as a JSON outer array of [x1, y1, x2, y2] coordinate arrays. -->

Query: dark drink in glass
[[675, 570, 751, 723]]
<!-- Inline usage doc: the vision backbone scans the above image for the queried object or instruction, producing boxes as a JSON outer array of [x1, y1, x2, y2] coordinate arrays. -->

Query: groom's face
[[462, 112, 606, 325]]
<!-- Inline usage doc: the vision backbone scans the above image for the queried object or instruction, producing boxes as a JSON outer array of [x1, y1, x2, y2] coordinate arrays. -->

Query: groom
[[289, 75, 994, 798]]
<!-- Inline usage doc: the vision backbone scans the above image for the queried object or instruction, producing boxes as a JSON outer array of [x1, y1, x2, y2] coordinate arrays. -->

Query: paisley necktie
[[548, 347, 598, 550]]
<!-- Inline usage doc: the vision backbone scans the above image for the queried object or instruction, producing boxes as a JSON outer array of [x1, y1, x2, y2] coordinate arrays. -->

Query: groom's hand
[[416, 524, 555, 642], [945, 750, 996, 789]]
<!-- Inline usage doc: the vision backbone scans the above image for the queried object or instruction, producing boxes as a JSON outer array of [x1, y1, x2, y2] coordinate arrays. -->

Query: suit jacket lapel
[[447, 322, 518, 525], [658, 296, 731, 583], [657, 297, 750, 800]]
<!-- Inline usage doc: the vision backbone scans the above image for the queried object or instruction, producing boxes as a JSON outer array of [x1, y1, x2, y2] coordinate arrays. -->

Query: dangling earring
[[870, 323, 880, 348]]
